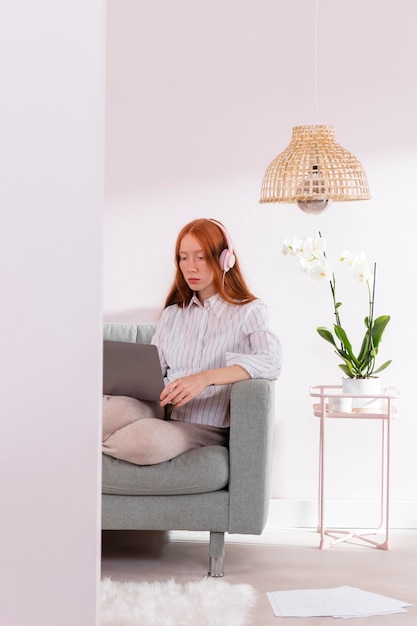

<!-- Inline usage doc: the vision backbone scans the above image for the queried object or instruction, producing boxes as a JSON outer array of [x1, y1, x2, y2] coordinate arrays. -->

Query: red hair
[[164, 218, 257, 308]]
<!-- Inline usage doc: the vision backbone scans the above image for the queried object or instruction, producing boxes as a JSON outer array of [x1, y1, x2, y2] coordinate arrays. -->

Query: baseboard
[[168, 499, 417, 546], [266, 498, 417, 530]]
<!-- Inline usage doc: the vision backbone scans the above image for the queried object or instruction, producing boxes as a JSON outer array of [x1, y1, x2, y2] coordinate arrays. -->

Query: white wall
[[104, 0, 417, 525], [0, 2, 104, 625]]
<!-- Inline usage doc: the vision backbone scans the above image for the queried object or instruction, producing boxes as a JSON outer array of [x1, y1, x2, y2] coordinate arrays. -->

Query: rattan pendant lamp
[[259, 2, 370, 214]]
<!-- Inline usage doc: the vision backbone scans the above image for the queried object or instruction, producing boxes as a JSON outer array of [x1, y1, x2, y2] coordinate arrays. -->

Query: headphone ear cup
[[209, 219, 235, 272], [220, 249, 236, 272]]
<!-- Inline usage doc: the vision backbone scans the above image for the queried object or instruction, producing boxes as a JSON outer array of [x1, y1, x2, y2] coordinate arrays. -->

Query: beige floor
[[101, 529, 417, 625]]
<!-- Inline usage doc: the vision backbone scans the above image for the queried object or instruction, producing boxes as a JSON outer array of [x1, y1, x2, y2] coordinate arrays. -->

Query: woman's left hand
[[160, 372, 209, 408]]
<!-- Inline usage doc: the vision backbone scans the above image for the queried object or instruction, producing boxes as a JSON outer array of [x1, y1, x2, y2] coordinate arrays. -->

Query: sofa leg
[[208, 531, 225, 577]]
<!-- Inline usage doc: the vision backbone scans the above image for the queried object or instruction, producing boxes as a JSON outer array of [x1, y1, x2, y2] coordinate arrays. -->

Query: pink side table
[[310, 384, 401, 550]]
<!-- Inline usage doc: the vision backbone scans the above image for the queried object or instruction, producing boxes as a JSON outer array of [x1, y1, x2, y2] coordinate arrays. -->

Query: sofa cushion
[[104, 323, 156, 345], [102, 445, 229, 496]]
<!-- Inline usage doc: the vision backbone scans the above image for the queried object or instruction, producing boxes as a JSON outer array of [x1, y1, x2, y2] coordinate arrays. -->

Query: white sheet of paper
[[267, 586, 411, 618], [266, 592, 283, 617]]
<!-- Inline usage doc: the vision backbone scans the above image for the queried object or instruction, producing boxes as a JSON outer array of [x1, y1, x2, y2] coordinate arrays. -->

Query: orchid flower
[[282, 234, 391, 378]]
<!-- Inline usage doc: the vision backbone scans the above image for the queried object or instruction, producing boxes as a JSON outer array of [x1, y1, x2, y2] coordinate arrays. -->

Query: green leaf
[[339, 363, 354, 377], [333, 324, 352, 352], [373, 359, 393, 374], [316, 327, 337, 347], [371, 315, 391, 349], [333, 325, 359, 366], [357, 331, 371, 364], [356, 315, 390, 374]]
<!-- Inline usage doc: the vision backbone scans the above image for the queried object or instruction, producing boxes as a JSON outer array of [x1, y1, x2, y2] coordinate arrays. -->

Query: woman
[[103, 218, 281, 465]]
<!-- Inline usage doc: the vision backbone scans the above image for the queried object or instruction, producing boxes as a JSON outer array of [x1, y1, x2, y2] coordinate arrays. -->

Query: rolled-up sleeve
[[225, 300, 282, 380]]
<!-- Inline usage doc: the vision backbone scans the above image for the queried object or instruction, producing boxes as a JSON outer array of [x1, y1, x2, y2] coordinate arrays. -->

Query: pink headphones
[[209, 219, 236, 272]]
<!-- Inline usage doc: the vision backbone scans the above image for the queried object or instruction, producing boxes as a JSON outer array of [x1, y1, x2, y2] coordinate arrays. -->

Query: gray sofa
[[102, 323, 276, 576]]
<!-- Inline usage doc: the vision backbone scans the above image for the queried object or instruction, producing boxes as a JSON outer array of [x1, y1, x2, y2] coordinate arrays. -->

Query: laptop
[[103, 340, 165, 402]]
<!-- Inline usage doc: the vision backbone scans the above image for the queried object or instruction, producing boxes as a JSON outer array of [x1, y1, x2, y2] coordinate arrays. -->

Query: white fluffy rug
[[101, 577, 257, 626]]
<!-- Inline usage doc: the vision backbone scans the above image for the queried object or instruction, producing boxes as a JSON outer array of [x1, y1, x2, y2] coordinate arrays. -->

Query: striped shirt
[[151, 293, 282, 427]]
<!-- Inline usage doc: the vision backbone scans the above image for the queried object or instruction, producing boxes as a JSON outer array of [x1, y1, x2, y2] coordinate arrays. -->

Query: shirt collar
[[187, 293, 226, 319]]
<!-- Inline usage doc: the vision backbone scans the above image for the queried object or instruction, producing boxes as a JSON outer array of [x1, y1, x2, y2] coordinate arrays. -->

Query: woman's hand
[[160, 372, 209, 408], [159, 365, 250, 408]]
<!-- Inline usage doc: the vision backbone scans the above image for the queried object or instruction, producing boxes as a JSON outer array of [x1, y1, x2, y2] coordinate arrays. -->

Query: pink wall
[[0, 2, 104, 624], [105, 0, 417, 200], [104, 1, 417, 519]]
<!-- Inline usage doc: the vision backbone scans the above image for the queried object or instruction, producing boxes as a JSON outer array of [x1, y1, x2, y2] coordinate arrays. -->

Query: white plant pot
[[328, 392, 352, 413], [341, 377, 381, 413]]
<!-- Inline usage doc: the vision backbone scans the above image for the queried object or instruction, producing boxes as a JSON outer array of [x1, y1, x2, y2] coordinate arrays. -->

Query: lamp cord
[[314, 0, 319, 126]]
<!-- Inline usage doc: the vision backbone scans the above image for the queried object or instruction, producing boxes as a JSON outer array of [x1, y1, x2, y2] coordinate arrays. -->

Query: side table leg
[[318, 412, 330, 549], [379, 411, 392, 550]]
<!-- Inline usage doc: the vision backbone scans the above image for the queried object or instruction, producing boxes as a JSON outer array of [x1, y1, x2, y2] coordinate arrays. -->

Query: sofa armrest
[[228, 378, 275, 534]]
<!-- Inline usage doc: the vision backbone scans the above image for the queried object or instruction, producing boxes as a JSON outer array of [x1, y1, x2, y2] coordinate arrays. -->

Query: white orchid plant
[[282, 234, 392, 379]]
